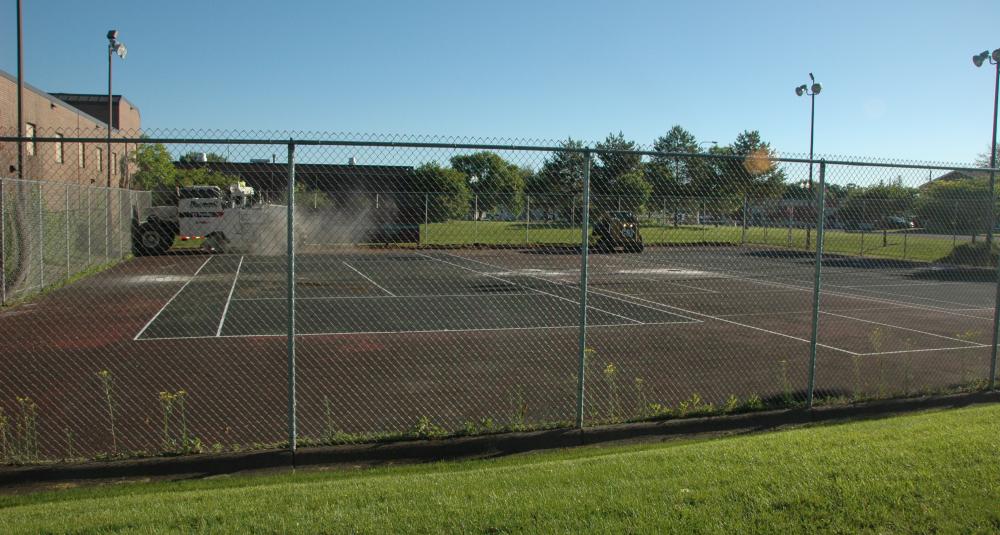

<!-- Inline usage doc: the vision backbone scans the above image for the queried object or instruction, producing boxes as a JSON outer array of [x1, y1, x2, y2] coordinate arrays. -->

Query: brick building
[[0, 68, 141, 187]]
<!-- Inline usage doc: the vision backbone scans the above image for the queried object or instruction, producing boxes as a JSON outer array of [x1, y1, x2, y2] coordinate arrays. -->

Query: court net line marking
[[133, 256, 215, 341], [215, 255, 245, 337], [859, 345, 989, 356], [134, 320, 693, 341], [342, 261, 396, 297], [415, 252, 649, 325]]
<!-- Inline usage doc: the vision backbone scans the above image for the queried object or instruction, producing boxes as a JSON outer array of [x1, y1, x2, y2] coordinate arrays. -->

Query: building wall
[[0, 72, 141, 188]]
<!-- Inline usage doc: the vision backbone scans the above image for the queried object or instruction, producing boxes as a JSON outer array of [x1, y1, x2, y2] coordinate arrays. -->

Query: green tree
[[131, 143, 176, 191], [728, 130, 786, 199], [413, 163, 472, 222], [648, 125, 702, 199], [525, 138, 588, 219], [450, 152, 524, 215], [915, 178, 993, 240], [839, 179, 917, 229], [594, 132, 650, 213]]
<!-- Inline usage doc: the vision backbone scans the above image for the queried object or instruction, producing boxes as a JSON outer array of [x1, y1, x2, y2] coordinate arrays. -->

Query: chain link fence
[[0, 129, 997, 463]]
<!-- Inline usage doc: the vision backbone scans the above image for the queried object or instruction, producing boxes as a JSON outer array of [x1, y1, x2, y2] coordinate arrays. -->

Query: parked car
[[883, 216, 915, 229]]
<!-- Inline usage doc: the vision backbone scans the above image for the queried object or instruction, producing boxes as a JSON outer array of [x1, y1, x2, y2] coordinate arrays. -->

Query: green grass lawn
[[4, 404, 999, 533], [420, 220, 975, 263]]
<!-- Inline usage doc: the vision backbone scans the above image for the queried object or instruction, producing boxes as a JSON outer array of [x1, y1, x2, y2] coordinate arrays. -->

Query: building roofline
[[0, 68, 136, 131]]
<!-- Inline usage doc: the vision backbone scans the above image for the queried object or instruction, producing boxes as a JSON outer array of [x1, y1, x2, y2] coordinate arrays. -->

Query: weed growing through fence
[[508, 387, 528, 431], [63, 427, 75, 460], [0, 407, 8, 462], [723, 395, 740, 413], [411, 417, 447, 439], [633, 377, 647, 419], [96, 370, 117, 454], [779, 359, 793, 405], [158, 390, 199, 454], [12, 396, 39, 463], [603, 362, 620, 421]]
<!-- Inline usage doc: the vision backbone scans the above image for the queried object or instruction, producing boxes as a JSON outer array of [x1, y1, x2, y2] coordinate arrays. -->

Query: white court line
[[820, 282, 990, 309], [634, 277, 719, 294], [415, 252, 646, 325], [342, 261, 396, 297], [134, 319, 698, 342], [715, 305, 910, 319], [858, 345, 989, 356], [628, 255, 991, 320], [819, 310, 987, 346], [215, 255, 245, 337], [435, 252, 856, 353], [435, 251, 704, 324], [231, 292, 536, 301], [133, 256, 214, 341], [832, 282, 960, 289]]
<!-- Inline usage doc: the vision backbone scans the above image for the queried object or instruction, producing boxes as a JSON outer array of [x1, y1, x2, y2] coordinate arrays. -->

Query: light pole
[[973, 49, 1000, 244], [796, 74, 822, 249], [106, 30, 126, 188], [975, 48, 1000, 390]]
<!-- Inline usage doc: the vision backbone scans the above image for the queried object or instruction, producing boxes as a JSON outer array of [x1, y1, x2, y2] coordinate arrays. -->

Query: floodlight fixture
[[974, 51, 989, 67], [107, 30, 118, 41], [795, 85, 806, 96], [811, 82, 822, 94], [993, 49, 1000, 62]]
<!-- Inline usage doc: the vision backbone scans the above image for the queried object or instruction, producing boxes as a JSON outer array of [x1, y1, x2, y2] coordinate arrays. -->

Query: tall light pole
[[106, 30, 126, 188], [975, 48, 1000, 390], [796, 74, 822, 249], [973, 49, 1000, 244], [16, 0, 24, 180]]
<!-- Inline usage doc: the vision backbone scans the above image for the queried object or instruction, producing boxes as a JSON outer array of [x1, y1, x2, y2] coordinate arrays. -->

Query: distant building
[[0, 68, 141, 187]]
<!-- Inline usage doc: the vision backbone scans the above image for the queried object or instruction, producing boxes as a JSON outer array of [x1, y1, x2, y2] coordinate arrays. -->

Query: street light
[[796, 73, 822, 249], [106, 30, 126, 188], [973, 49, 1000, 245], [974, 48, 1000, 390]]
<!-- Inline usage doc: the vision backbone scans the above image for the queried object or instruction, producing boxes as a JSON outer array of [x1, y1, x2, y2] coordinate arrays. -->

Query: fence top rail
[[1, 135, 995, 174]]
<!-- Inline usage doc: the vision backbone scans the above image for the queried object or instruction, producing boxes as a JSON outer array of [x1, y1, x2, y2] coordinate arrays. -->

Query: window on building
[[78, 143, 86, 168], [25, 123, 35, 156], [55, 133, 64, 163], [96, 148, 103, 172]]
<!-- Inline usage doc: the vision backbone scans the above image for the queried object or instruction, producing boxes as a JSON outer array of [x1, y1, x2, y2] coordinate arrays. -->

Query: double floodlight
[[973, 49, 1000, 67], [795, 73, 822, 96], [108, 29, 127, 59]]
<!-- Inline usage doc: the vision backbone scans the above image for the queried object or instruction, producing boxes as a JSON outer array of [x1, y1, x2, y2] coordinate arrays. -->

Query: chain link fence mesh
[[0, 129, 997, 462]]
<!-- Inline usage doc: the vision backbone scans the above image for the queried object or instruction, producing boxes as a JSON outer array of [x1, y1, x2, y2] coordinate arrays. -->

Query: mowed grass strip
[[3, 404, 1000, 533], [421, 220, 970, 263]]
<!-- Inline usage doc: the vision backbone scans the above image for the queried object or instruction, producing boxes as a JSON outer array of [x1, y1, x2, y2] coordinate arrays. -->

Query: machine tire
[[135, 222, 172, 256]]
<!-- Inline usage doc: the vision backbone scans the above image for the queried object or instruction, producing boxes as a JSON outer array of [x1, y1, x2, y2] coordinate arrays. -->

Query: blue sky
[[2, 0, 997, 164]]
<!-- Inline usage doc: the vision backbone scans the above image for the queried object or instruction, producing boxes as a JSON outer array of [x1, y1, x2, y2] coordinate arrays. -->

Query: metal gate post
[[741, 194, 748, 245], [576, 152, 592, 428], [286, 142, 297, 452], [65, 184, 70, 277], [1, 179, 5, 306], [38, 184, 43, 288], [525, 196, 530, 244], [474, 194, 479, 245], [807, 161, 828, 407], [423, 194, 429, 245]]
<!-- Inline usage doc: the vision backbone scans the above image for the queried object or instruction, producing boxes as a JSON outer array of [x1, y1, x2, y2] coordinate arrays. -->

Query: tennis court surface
[[1, 244, 993, 457]]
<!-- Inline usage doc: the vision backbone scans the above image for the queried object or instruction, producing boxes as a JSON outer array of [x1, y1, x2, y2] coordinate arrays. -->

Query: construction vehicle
[[133, 183, 281, 255]]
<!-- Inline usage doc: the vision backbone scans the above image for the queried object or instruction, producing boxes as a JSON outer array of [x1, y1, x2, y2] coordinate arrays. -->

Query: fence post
[[474, 194, 479, 245], [953, 200, 958, 248], [807, 161, 827, 408], [87, 187, 92, 266], [576, 151, 592, 428], [423, 194, 429, 245], [902, 228, 908, 260], [286, 142, 297, 453], [65, 184, 70, 278], [38, 184, 44, 289], [741, 195, 748, 245], [525, 196, 531, 244], [104, 188, 109, 261], [118, 190, 124, 260], [1, 178, 5, 306]]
